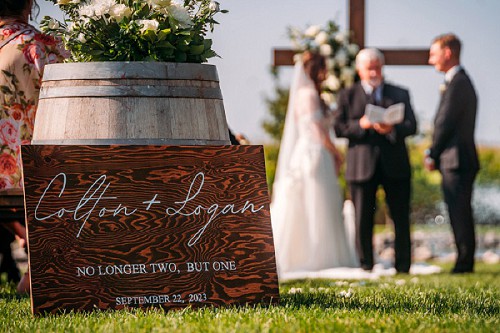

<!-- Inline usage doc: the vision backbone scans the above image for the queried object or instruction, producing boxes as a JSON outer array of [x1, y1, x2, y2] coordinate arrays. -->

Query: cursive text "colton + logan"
[[34, 172, 264, 246]]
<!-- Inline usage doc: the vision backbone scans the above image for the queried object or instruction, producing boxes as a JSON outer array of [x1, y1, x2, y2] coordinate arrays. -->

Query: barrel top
[[42, 62, 219, 81]]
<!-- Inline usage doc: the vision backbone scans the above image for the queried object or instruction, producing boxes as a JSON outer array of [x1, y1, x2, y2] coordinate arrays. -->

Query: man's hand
[[373, 123, 393, 135], [424, 149, 436, 171], [360, 116, 394, 135], [359, 115, 372, 129]]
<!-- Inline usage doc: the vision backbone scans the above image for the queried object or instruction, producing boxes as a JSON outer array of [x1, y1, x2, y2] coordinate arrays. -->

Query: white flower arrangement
[[41, 0, 227, 62], [288, 20, 359, 106]]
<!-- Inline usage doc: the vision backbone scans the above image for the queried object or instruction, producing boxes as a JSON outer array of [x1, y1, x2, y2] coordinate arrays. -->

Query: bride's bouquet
[[288, 21, 358, 106], [41, 0, 227, 63]]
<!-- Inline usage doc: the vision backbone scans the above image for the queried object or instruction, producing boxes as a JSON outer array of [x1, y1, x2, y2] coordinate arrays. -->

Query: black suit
[[429, 68, 479, 273], [334, 82, 417, 272]]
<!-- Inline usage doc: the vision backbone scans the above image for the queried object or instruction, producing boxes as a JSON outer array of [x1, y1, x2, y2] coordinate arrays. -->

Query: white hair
[[355, 48, 385, 68]]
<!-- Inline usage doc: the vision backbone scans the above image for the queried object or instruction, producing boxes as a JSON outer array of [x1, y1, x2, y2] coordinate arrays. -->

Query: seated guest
[[1, 0, 67, 293]]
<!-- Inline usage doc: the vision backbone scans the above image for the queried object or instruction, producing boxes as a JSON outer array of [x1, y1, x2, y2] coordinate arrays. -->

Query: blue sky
[[36, 0, 500, 145]]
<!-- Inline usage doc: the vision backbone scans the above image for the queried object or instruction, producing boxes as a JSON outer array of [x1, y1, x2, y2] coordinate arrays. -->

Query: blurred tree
[[261, 66, 289, 143], [476, 146, 500, 186]]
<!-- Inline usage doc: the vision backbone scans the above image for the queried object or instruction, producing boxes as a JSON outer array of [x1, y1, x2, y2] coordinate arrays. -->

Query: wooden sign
[[21, 145, 279, 315]]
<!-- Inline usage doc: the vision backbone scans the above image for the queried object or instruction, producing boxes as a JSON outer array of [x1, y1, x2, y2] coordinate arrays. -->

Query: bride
[[271, 51, 358, 279]]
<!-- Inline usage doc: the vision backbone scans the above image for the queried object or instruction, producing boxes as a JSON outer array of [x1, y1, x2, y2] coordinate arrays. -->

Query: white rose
[[79, 5, 95, 18], [167, 4, 193, 28], [334, 32, 347, 44], [347, 43, 359, 56], [109, 4, 132, 22], [77, 33, 87, 43], [321, 92, 335, 107], [93, 6, 106, 17], [208, 1, 220, 12], [341, 67, 355, 86], [341, 67, 355, 78], [92, 0, 116, 17], [324, 74, 341, 91], [335, 49, 348, 67], [319, 44, 332, 56], [137, 19, 159, 33], [304, 25, 321, 38], [315, 31, 329, 45], [326, 58, 336, 70]]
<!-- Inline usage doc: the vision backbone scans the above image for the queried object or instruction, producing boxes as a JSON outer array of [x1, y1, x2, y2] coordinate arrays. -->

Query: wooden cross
[[273, 0, 430, 66]]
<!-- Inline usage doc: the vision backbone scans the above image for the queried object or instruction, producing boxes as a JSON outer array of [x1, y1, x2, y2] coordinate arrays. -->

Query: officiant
[[333, 48, 417, 273]]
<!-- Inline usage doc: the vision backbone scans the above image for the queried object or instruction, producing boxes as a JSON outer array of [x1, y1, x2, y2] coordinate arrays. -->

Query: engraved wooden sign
[[21, 145, 279, 315]]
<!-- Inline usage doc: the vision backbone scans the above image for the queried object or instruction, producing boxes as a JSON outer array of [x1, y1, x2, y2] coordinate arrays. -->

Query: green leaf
[[177, 44, 190, 52], [143, 30, 156, 42], [176, 30, 192, 36], [159, 48, 174, 57], [157, 29, 171, 41], [189, 44, 205, 55], [137, 3, 150, 17], [203, 39, 213, 49], [174, 51, 187, 62], [157, 41, 175, 49], [89, 50, 104, 56], [202, 49, 217, 59]]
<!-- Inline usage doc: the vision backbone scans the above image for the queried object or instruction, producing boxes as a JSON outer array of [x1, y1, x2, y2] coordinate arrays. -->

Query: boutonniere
[[439, 83, 447, 94]]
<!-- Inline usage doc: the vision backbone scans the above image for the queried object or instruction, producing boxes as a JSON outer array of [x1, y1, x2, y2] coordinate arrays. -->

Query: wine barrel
[[32, 62, 230, 145]]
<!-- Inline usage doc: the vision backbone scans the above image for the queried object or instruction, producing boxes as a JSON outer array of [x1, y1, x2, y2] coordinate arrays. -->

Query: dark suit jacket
[[334, 82, 417, 182], [430, 69, 479, 172]]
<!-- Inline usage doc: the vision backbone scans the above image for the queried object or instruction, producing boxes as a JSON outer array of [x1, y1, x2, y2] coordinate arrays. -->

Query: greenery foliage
[[41, 0, 227, 62], [264, 141, 500, 224], [1, 264, 498, 332], [261, 67, 289, 143], [408, 141, 444, 223], [476, 146, 500, 186], [263, 143, 279, 192]]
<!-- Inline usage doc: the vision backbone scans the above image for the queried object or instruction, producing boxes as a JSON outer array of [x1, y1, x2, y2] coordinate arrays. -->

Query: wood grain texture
[[32, 62, 230, 145], [22, 145, 279, 315]]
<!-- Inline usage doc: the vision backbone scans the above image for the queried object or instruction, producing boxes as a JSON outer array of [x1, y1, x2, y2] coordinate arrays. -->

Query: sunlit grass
[[1, 263, 498, 332]]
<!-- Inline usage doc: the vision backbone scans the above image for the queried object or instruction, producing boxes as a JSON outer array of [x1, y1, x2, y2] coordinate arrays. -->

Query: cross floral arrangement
[[40, 0, 227, 63], [288, 20, 359, 106]]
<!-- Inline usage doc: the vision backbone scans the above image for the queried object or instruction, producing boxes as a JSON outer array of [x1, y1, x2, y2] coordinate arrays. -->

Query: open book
[[364, 103, 405, 125]]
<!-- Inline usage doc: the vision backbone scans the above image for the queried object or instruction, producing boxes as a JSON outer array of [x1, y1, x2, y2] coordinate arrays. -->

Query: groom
[[334, 48, 417, 273], [425, 34, 479, 273]]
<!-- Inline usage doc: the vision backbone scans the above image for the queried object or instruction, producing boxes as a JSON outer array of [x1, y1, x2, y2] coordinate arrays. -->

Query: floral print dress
[[0, 20, 67, 190]]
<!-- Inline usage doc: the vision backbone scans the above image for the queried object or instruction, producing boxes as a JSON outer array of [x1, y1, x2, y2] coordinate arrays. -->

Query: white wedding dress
[[271, 62, 359, 280]]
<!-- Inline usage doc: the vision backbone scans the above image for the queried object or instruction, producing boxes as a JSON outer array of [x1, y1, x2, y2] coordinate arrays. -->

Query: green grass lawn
[[1, 263, 498, 332]]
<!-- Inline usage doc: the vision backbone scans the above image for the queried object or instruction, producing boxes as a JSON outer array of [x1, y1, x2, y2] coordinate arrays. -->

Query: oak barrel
[[32, 62, 230, 145]]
